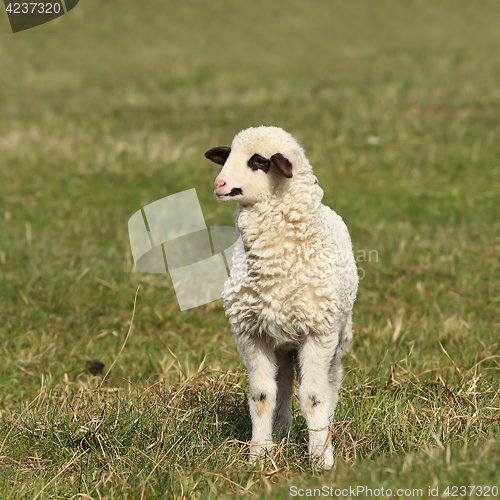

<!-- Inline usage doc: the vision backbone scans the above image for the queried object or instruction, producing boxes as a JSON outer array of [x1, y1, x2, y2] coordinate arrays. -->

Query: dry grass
[[0, 0, 499, 497]]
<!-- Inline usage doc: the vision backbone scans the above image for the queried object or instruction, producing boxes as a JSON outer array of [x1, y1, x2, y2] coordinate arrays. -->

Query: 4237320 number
[[5, 3, 62, 14], [4, 0, 78, 33], [443, 485, 498, 497]]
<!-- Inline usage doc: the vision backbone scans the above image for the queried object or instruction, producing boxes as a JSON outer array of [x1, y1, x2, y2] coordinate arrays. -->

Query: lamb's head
[[205, 126, 308, 206]]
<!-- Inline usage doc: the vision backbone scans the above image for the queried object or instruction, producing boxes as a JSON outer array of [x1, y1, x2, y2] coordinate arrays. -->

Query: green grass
[[0, 0, 499, 497]]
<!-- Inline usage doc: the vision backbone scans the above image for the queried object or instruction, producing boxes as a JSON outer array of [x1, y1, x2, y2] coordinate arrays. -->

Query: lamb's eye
[[248, 154, 270, 171]]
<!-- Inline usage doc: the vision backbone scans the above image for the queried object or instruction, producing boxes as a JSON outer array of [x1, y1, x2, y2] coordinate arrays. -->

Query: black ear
[[271, 153, 293, 178], [205, 146, 231, 166]]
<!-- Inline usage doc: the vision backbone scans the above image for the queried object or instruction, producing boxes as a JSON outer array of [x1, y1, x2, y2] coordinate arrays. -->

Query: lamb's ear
[[271, 153, 293, 178], [205, 146, 231, 166]]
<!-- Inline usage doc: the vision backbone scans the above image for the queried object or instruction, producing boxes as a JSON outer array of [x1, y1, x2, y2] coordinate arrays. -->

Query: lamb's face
[[205, 126, 297, 206]]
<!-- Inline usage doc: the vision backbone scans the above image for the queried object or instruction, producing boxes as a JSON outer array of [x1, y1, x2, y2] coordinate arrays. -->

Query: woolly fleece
[[210, 126, 359, 469]]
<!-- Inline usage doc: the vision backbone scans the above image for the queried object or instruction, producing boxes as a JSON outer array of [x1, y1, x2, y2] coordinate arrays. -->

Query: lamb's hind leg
[[274, 349, 295, 435], [298, 334, 337, 470], [236, 335, 278, 463]]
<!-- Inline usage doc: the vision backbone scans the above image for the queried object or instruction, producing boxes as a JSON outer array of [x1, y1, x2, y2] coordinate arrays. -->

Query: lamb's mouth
[[218, 187, 242, 198]]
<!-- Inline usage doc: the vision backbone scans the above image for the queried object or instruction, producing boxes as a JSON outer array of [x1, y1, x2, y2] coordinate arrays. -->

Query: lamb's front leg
[[236, 335, 278, 463], [298, 334, 338, 470]]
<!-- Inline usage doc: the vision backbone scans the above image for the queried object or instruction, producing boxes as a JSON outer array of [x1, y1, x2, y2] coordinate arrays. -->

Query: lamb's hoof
[[310, 446, 334, 471], [248, 443, 275, 467], [316, 455, 334, 470], [273, 419, 293, 438]]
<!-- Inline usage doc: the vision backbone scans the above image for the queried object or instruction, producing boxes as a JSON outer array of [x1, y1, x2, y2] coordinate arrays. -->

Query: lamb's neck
[[235, 184, 323, 252]]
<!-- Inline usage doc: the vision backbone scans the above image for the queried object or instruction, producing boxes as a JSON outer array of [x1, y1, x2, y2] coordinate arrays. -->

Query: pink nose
[[215, 179, 226, 190]]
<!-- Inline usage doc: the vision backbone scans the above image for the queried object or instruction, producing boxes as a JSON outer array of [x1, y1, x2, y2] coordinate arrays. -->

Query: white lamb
[[205, 126, 358, 469]]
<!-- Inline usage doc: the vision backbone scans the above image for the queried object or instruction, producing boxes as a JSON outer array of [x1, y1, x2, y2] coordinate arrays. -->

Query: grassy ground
[[0, 0, 499, 498]]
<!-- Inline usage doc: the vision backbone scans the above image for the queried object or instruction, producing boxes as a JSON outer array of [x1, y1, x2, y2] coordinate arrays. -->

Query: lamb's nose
[[215, 179, 226, 190]]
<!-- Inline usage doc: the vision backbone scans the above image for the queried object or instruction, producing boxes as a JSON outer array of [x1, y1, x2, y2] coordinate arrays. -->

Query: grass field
[[0, 0, 499, 498]]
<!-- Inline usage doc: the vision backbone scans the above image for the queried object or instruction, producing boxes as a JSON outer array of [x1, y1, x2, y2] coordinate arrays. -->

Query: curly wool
[[221, 128, 358, 349], [208, 126, 359, 469]]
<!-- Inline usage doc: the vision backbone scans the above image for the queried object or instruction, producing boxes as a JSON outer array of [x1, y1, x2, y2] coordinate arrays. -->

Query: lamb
[[204, 126, 359, 469]]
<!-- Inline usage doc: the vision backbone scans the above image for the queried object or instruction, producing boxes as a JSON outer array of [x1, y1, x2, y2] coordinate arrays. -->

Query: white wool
[[220, 127, 358, 348], [210, 126, 358, 469]]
